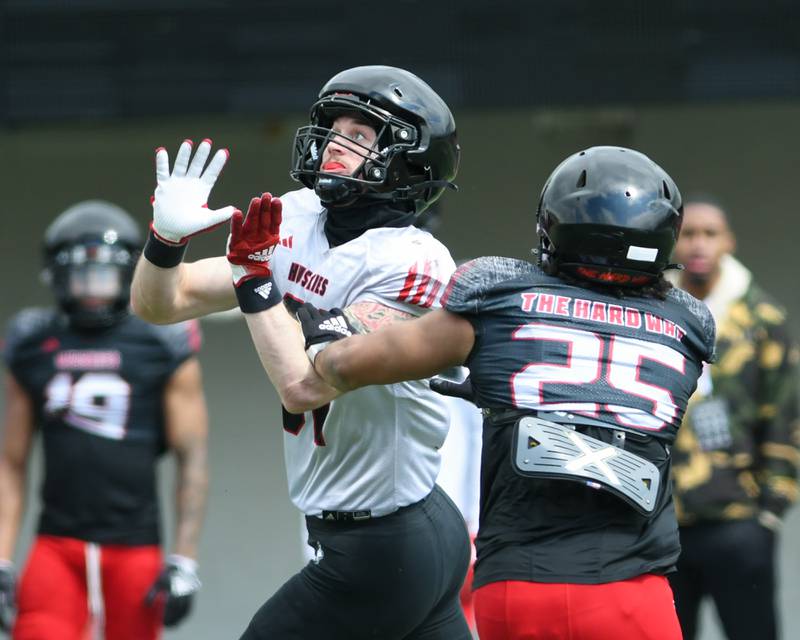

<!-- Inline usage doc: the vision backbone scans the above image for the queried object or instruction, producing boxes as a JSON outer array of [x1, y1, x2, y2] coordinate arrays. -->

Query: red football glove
[[227, 193, 283, 287]]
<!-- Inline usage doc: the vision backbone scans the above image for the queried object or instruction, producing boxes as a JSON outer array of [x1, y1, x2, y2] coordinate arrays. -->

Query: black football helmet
[[536, 146, 683, 287], [290, 65, 460, 214], [43, 200, 142, 329]]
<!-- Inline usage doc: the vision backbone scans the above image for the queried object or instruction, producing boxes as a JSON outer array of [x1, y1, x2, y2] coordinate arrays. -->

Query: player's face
[[69, 263, 122, 308], [321, 115, 378, 177], [672, 203, 735, 283], [62, 244, 124, 309]]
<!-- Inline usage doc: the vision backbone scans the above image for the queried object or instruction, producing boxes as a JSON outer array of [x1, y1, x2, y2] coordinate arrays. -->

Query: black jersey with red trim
[[442, 257, 715, 587], [3, 308, 201, 545]]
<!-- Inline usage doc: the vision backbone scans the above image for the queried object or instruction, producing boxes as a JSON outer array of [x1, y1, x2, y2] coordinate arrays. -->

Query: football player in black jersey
[[295, 147, 717, 639], [0, 201, 209, 640]]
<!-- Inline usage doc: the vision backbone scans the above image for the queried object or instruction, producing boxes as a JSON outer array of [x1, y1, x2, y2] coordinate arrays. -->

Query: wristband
[[306, 341, 330, 364], [235, 275, 283, 313], [144, 226, 188, 268]]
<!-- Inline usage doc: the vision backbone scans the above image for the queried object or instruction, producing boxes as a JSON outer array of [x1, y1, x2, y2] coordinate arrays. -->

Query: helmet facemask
[[45, 239, 137, 329], [291, 94, 434, 209]]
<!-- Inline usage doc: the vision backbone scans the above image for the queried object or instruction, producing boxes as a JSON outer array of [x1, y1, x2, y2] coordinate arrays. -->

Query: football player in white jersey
[[130, 66, 473, 639]]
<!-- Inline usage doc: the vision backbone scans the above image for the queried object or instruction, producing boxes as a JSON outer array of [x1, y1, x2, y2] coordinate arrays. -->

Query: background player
[[668, 196, 799, 640], [130, 66, 472, 639], [0, 201, 208, 640], [289, 147, 717, 639]]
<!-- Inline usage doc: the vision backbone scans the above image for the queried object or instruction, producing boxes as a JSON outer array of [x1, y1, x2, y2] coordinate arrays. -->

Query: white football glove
[[145, 554, 201, 627], [152, 139, 236, 245]]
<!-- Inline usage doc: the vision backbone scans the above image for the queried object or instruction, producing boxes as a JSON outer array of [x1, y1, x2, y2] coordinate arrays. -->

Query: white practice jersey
[[272, 188, 457, 517]]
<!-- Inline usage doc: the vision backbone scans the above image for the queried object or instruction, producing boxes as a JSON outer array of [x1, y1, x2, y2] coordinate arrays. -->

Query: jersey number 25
[[511, 323, 686, 431]]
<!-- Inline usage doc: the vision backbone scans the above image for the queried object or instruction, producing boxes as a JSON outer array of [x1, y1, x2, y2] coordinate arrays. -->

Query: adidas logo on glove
[[248, 247, 275, 262], [319, 317, 352, 337]]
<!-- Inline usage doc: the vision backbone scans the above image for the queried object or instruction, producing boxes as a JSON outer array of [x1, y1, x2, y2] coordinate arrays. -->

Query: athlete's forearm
[[0, 459, 25, 560], [309, 301, 418, 391], [314, 308, 474, 390], [172, 436, 208, 560], [244, 305, 341, 413], [313, 342, 358, 392], [131, 255, 237, 324]]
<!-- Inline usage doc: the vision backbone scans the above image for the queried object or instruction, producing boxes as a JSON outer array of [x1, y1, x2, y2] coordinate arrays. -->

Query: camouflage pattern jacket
[[672, 255, 800, 525]]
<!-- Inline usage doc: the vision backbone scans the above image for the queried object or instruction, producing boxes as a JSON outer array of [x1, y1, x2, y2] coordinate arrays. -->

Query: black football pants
[[669, 519, 777, 640], [239, 485, 472, 640]]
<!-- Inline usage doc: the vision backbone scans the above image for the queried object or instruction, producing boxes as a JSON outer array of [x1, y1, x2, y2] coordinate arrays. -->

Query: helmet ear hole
[[576, 170, 587, 188], [663, 180, 671, 199]]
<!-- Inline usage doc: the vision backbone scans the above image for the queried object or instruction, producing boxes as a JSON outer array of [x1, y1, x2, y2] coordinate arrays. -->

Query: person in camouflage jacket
[[668, 196, 799, 640]]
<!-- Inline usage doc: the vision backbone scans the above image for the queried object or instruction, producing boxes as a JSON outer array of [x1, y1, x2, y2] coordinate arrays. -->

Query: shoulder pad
[[442, 257, 543, 314], [667, 288, 716, 361], [3, 308, 59, 363]]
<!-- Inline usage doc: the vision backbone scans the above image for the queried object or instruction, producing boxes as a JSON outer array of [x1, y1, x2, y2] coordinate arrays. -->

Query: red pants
[[14, 535, 163, 640], [474, 574, 683, 640], [459, 534, 477, 632]]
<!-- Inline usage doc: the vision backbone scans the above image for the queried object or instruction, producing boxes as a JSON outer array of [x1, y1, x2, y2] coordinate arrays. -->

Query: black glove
[[0, 561, 16, 633], [430, 375, 476, 404], [145, 555, 200, 627], [296, 303, 355, 362]]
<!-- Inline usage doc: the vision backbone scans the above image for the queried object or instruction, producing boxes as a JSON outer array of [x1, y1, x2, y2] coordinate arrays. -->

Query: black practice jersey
[[3, 308, 200, 545], [442, 257, 715, 586]]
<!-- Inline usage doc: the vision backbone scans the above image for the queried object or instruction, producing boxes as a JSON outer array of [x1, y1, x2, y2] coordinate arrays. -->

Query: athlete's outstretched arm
[[131, 255, 236, 323], [130, 139, 238, 323], [314, 308, 475, 391]]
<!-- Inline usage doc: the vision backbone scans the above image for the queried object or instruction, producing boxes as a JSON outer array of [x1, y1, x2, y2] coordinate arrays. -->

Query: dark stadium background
[[1, 2, 798, 638]]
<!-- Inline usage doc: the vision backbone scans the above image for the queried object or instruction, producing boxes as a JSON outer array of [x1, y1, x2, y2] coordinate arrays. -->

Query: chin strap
[[318, 175, 458, 209], [316, 176, 361, 207]]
